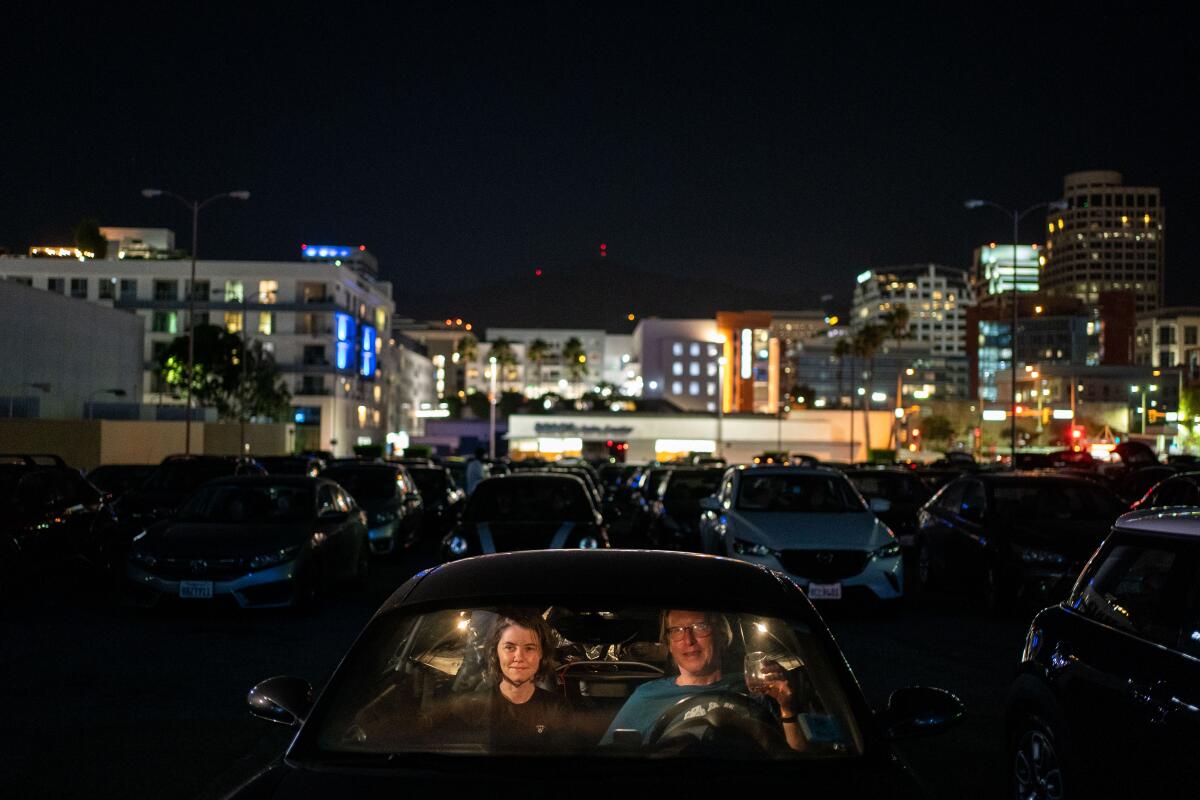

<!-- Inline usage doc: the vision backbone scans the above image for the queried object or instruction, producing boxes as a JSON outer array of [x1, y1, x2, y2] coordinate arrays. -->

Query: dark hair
[[485, 612, 557, 685]]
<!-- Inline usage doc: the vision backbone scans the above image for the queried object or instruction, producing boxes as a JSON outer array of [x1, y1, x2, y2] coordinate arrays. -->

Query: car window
[[736, 474, 865, 513], [1151, 478, 1200, 508], [324, 468, 399, 503], [990, 481, 1116, 523], [1070, 540, 1186, 648], [931, 480, 966, 515], [317, 485, 338, 515], [306, 604, 862, 761], [961, 480, 987, 515], [847, 473, 927, 503], [465, 480, 594, 522], [176, 483, 314, 524]]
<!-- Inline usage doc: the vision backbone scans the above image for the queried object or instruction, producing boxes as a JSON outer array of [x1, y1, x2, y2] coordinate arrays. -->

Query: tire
[[1009, 711, 1072, 800]]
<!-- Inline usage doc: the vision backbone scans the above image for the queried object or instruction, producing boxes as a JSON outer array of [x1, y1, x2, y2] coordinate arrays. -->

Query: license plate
[[807, 582, 842, 600], [179, 581, 213, 599]]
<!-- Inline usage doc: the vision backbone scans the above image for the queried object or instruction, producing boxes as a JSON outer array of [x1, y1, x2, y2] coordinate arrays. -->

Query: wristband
[[779, 714, 797, 723]]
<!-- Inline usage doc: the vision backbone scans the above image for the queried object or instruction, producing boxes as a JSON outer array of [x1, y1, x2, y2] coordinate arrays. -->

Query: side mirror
[[876, 686, 964, 740], [247, 675, 314, 726], [699, 496, 721, 512], [868, 497, 892, 513]]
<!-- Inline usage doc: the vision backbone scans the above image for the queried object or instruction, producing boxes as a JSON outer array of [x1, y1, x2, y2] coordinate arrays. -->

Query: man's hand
[[756, 659, 795, 717]]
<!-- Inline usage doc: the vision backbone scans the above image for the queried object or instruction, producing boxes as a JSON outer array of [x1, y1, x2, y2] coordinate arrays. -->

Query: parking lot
[[2, 550, 1029, 800]]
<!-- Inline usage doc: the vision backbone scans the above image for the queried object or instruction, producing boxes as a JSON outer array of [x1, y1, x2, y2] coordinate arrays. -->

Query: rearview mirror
[[868, 497, 892, 513], [247, 675, 314, 726], [876, 686, 964, 740], [699, 496, 721, 512]]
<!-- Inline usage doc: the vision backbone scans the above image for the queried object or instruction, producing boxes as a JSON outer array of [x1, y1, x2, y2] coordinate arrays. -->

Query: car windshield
[[846, 473, 928, 503], [408, 468, 449, 498], [465, 480, 593, 523], [306, 603, 861, 761], [177, 483, 313, 524], [323, 469, 399, 503], [662, 471, 724, 513], [737, 473, 865, 513], [142, 461, 238, 493]]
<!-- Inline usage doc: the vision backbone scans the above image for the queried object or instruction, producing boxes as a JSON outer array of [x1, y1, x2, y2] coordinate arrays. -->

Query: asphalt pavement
[[1, 552, 1029, 799]]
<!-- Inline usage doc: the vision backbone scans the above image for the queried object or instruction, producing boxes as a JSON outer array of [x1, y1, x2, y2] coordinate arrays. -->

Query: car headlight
[[1015, 546, 1067, 566], [447, 535, 470, 556], [247, 545, 302, 571], [733, 538, 778, 558], [128, 549, 157, 569], [578, 536, 600, 549], [873, 541, 902, 559]]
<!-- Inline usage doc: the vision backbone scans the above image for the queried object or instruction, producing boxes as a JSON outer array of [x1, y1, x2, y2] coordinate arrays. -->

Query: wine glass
[[744, 651, 770, 694]]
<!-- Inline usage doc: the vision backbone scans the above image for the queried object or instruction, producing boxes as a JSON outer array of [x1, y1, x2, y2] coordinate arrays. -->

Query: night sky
[[4, 3, 1198, 319]]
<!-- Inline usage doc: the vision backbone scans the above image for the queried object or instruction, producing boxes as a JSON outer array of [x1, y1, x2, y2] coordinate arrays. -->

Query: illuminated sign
[[982, 409, 1007, 421], [740, 328, 752, 380], [856, 270, 873, 284], [1052, 409, 1075, 420], [302, 245, 354, 259], [336, 342, 354, 371], [360, 325, 377, 377], [334, 312, 357, 371]]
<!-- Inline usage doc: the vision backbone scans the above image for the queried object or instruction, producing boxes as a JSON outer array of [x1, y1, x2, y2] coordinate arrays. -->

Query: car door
[[1053, 534, 1200, 794], [917, 478, 966, 584]]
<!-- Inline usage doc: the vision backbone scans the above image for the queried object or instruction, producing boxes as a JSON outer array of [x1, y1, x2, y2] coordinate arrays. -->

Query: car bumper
[[125, 560, 300, 609], [733, 551, 904, 601]]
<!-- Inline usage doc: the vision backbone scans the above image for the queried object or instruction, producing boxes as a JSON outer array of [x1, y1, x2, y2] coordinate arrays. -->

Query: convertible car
[[228, 550, 962, 797]]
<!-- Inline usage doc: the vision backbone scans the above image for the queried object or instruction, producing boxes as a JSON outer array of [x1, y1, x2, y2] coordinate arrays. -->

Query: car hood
[[140, 522, 310, 558], [728, 511, 890, 550]]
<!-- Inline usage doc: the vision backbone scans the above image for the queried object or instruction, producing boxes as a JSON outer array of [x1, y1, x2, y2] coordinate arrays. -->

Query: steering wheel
[[644, 690, 790, 758]]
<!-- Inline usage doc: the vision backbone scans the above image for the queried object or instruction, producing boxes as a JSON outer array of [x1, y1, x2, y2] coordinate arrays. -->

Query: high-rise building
[[971, 243, 1042, 298], [1041, 170, 1164, 313]]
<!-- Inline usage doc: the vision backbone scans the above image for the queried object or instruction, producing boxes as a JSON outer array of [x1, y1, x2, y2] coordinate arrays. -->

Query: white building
[[1134, 307, 1200, 373], [0, 238, 396, 455], [483, 327, 607, 398], [851, 264, 973, 358], [633, 318, 726, 412]]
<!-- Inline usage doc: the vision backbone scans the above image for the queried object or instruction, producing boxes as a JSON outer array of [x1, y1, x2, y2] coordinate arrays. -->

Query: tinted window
[[989, 481, 1119, 523], [847, 473, 928, 503], [736, 474, 865, 513], [1071, 541, 1184, 648], [932, 480, 966, 514], [324, 468, 400, 503], [177, 484, 313, 524], [143, 461, 237, 493], [1150, 478, 1200, 508], [466, 480, 593, 522], [661, 471, 723, 512], [409, 468, 449, 499]]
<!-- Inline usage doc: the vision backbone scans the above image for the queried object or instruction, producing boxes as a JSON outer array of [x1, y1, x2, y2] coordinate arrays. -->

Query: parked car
[[115, 455, 266, 527], [843, 467, 932, 549], [698, 466, 903, 606], [258, 455, 325, 478], [125, 476, 368, 610], [1005, 509, 1200, 798], [1112, 464, 1177, 505], [1129, 471, 1200, 511], [646, 467, 725, 551], [84, 463, 155, 501], [915, 473, 1126, 611], [442, 474, 608, 559], [0, 454, 118, 597], [405, 465, 465, 539], [321, 463, 423, 556], [231, 549, 962, 798]]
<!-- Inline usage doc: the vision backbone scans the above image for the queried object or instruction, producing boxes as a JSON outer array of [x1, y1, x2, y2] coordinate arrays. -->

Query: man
[[465, 447, 489, 495], [601, 609, 806, 752]]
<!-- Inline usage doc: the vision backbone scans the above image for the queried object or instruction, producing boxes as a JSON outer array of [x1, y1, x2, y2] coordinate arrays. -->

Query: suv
[[1006, 509, 1200, 798]]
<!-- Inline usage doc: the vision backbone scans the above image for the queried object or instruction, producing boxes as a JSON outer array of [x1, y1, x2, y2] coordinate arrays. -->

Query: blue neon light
[[334, 312, 355, 343], [360, 325, 377, 377], [336, 341, 354, 371], [303, 245, 353, 259], [294, 411, 307, 424]]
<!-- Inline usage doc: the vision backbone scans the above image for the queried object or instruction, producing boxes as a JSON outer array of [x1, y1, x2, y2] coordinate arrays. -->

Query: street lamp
[[142, 188, 250, 455], [964, 196, 1068, 467], [86, 388, 127, 420], [716, 356, 727, 459], [488, 356, 498, 459], [7, 382, 51, 418]]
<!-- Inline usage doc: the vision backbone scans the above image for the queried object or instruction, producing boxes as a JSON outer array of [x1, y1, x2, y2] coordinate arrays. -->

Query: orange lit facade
[[716, 311, 777, 413]]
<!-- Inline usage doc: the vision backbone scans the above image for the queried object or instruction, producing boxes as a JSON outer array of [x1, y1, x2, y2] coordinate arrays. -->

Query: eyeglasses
[[665, 621, 713, 642]]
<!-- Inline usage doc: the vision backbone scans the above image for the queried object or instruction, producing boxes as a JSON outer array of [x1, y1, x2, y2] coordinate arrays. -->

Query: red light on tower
[[535, 268, 542, 277], [599, 243, 607, 257], [359, 245, 366, 251]]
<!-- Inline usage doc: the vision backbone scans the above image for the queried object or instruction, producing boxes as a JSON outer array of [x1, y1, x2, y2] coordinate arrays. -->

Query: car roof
[[737, 465, 844, 477], [389, 550, 801, 615], [1114, 508, 1200, 538], [203, 475, 325, 487]]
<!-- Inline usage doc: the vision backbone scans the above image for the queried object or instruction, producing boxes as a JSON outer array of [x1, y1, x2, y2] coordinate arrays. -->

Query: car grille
[[778, 549, 870, 581], [149, 557, 248, 581]]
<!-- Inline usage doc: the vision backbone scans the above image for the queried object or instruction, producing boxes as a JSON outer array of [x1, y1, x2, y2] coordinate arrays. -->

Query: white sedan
[[698, 466, 903, 604]]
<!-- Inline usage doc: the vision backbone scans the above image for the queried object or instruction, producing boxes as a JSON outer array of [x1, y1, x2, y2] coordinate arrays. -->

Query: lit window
[[225, 311, 244, 333], [689, 362, 700, 376], [707, 344, 719, 357], [689, 382, 700, 396], [707, 363, 717, 377], [223, 280, 244, 303], [258, 312, 273, 335], [672, 362, 684, 376], [258, 280, 278, 303], [690, 343, 701, 357], [707, 382, 716, 395], [671, 381, 683, 395], [672, 342, 684, 357]]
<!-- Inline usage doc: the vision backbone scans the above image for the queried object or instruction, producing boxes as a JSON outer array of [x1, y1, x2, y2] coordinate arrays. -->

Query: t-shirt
[[453, 685, 572, 752], [600, 673, 748, 744]]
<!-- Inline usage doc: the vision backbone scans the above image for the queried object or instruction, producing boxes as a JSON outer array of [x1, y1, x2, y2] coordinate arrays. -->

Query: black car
[[1112, 464, 1177, 505], [646, 467, 725, 551], [405, 465, 465, 539], [916, 473, 1126, 611], [843, 467, 933, 549], [0, 454, 118, 597], [84, 463, 155, 501], [115, 455, 266, 527], [258, 455, 325, 478], [1006, 509, 1200, 798], [442, 473, 608, 559], [625, 466, 675, 543], [125, 476, 368, 610], [321, 463, 424, 556], [1130, 471, 1200, 511], [230, 550, 962, 798]]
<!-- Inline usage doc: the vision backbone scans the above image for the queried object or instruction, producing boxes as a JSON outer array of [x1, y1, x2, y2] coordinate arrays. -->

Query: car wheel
[[1010, 713, 1069, 800]]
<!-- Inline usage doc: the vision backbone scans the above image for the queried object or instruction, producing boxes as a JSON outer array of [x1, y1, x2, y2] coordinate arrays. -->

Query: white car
[[698, 466, 903, 604]]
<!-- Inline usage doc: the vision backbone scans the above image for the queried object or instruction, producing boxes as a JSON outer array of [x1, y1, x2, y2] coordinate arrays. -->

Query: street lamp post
[[86, 388, 127, 420], [716, 357, 726, 460], [488, 356, 498, 459], [964, 197, 1068, 468], [142, 188, 250, 455]]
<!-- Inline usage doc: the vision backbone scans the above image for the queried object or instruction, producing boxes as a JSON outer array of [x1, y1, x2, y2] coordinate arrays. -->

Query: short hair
[[485, 611, 557, 685], [660, 609, 733, 649]]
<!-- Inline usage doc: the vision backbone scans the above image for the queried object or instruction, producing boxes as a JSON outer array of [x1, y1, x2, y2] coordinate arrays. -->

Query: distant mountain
[[396, 258, 821, 332]]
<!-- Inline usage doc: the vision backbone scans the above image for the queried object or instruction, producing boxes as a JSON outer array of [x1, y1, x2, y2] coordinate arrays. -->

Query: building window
[[708, 344, 719, 357], [47, 277, 64, 294], [69, 278, 88, 298], [98, 278, 116, 300], [707, 363, 718, 377], [689, 382, 700, 396], [186, 279, 210, 301], [258, 280, 278, 304], [225, 311, 244, 333], [689, 362, 700, 376], [303, 345, 327, 365], [707, 382, 717, 396], [1186, 326, 1198, 346], [223, 280, 244, 303], [690, 343, 701, 357], [671, 381, 683, 395], [300, 375, 327, 395], [258, 312, 274, 335], [151, 340, 170, 365], [151, 311, 178, 334], [1158, 326, 1175, 345], [153, 280, 178, 301], [300, 282, 327, 303], [120, 279, 138, 300], [672, 342, 684, 357], [6, 276, 32, 286], [672, 362, 684, 376]]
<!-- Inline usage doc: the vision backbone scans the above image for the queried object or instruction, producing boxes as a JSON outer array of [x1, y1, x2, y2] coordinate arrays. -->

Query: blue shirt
[[600, 673, 748, 744]]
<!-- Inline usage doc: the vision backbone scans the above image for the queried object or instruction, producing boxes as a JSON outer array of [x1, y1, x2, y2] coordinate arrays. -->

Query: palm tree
[[562, 336, 587, 397], [852, 324, 887, 458], [527, 338, 553, 395], [833, 337, 852, 408], [455, 333, 478, 363], [881, 304, 911, 448]]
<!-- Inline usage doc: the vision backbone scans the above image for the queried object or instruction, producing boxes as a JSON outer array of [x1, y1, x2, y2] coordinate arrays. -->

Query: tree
[[74, 218, 107, 259], [787, 383, 816, 407], [489, 337, 518, 383], [852, 324, 887, 450], [562, 336, 588, 394], [833, 337, 852, 407], [921, 414, 956, 446], [881, 304, 911, 448], [157, 324, 291, 421], [527, 338, 553, 393], [455, 334, 479, 364]]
